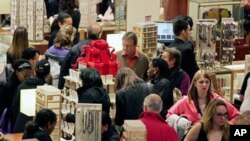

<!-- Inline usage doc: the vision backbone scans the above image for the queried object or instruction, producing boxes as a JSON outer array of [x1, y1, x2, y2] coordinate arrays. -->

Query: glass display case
[[189, 0, 244, 40]]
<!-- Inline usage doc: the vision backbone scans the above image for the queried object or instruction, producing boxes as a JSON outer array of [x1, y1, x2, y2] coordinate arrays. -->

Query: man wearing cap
[[11, 59, 51, 133]]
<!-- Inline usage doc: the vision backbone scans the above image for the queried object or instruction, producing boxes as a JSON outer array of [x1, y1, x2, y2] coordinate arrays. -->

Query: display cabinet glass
[[209, 63, 245, 103], [189, 0, 244, 40]]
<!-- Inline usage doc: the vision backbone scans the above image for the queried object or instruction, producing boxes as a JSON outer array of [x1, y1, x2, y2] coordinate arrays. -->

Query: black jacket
[[66, 86, 111, 123], [151, 76, 173, 118], [169, 38, 199, 79], [12, 77, 45, 133], [23, 127, 52, 141], [58, 39, 92, 89], [77, 86, 111, 114], [102, 128, 119, 141], [115, 82, 153, 126]]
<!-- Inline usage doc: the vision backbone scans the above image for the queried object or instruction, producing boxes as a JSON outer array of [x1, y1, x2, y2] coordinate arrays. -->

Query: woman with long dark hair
[[115, 67, 152, 126], [7, 27, 29, 65]]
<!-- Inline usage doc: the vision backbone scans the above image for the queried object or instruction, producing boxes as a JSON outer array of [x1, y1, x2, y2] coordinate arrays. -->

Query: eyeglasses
[[215, 112, 228, 118]]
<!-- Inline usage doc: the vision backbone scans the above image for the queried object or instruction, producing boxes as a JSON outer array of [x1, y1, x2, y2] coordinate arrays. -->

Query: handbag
[[0, 108, 12, 133], [166, 114, 191, 141]]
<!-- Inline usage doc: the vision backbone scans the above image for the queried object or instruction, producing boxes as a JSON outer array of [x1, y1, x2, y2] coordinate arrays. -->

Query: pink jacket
[[167, 93, 240, 124]]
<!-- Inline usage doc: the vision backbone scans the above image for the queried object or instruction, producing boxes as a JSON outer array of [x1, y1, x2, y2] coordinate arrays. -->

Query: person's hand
[[0, 132, 5, 141]]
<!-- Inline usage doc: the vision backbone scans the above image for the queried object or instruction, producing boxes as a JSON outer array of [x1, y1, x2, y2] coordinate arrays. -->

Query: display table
[[209, 64, 245, 103]]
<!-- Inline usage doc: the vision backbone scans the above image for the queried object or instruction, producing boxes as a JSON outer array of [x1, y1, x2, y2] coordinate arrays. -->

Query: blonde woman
[[46, 25, 75, 57], [45, 25, 75, 86], [7, 27, 29, 65], [184, 99, 229, 141], [167, 70, 239, 124]]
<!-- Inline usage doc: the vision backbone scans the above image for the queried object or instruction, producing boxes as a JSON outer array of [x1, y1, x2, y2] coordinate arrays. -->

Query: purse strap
[[0, 108, 8, 126]]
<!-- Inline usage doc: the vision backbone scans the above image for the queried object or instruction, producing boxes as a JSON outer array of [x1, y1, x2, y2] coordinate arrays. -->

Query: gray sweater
[[116, 51, 149, 80]]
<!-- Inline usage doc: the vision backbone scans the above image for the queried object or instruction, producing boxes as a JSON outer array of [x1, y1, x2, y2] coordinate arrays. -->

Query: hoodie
[[12, 77, 45, 133], [66, 86, 111, 123]]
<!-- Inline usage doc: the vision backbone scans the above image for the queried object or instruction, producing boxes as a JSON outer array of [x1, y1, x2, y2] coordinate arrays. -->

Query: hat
[[13, 59, 32, 71], [35, 59, 50, 76]]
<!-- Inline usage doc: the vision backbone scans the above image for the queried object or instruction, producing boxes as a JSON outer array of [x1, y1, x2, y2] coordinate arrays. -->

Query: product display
[[79, 0, 102, 27], [115, 0, 126, 31], [36, 85, 61, 141], [123, 120, 146, 141], [133, 22, 158, 60], [220, 18, 237, 65], [75, 103, 102, 141], [196, 19, 217, 69], [10, 0, 44, 41]]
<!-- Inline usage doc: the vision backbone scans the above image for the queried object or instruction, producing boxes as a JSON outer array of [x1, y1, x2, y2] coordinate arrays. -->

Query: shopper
[[238, 72, 250, 113], [167, 70, 239, 124], [7, 27, 29, 66], [12, 59, 51, 133], [115, 67, 152, 126], [46, 25, 75, 86], [58, 23, 102, 89], [116, 32, 149, 80], [169, 19, 199, 79], [22, 109, 57, 141], [162, 47, 190, 96], [140, 94, 178, 141], [3, 60, 33, 109], [48, 11, 73, 48], [59, 0, 80, 45], [22, 48, 40, 70], [184, 99, 229, 141], [101, 111, 119, 141], [65, 68, 111, 123], [147, 58, 173, 118]]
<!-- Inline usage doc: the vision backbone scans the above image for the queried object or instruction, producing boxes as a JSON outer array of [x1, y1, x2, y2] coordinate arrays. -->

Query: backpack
[[75, 39, 119, 76], [166, 114, 191, 141]]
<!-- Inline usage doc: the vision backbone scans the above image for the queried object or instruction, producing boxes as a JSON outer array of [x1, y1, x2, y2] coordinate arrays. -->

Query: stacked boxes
[[133, 22, 157, 60], [36, 85, 61, 141], [79, 0, 102, 27], [123, 120, 146, 141]]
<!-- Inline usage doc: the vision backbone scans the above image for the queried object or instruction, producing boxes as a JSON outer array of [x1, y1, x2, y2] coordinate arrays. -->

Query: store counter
[[209, 64, 245, 103]]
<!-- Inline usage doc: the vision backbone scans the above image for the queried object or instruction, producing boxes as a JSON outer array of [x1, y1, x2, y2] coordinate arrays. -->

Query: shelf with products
[[209, 63, 245, 103], [61, 69, 116, 141], [189, 0, 244, 41], [61, 69, 81, 141]]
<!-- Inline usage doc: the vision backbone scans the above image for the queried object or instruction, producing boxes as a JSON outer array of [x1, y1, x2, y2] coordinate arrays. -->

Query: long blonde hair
[[202, 99, 229, 141], [187, 70, 213, 108], [53, 25, 75, 49], [8, 27, 29, 62]]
